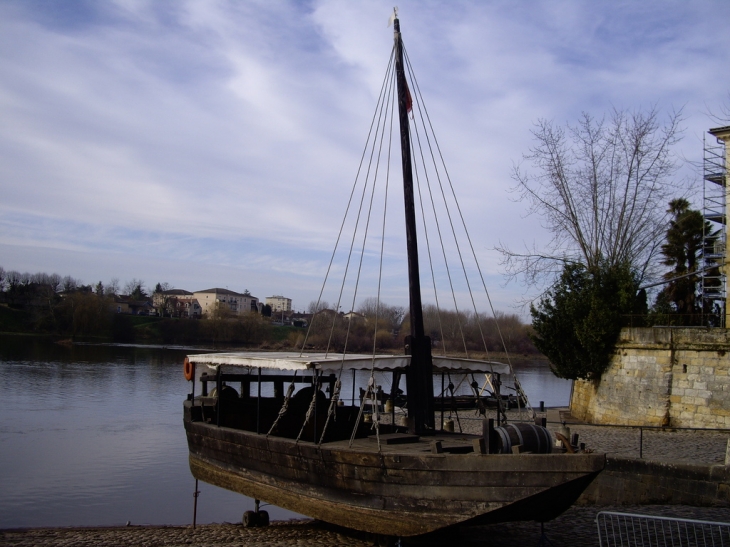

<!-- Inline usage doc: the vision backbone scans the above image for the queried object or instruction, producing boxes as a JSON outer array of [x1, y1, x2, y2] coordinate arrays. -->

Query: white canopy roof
[[187, 351, 512, 375]]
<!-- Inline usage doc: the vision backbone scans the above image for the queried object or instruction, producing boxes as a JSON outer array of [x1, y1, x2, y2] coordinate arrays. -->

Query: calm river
[[0, 335, 570, 528]]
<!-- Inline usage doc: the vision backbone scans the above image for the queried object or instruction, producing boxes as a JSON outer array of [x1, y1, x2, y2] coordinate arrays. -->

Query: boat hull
[[185, 419, 604, 536]]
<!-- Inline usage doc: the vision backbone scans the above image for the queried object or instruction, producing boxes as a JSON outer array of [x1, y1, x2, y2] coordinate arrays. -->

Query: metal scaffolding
[[702, 133, 727, 327]]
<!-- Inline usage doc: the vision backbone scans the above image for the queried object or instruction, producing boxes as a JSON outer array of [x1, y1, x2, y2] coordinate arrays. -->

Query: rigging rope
[[267, 371, 298, 436], [404, 44, 534, 419], [410, 107, 469, 356], [296, 370, 321, 443], [318, 378, 341, 446], [337, 56, 396, 359], [300, 50, 397, 357], [446, 372, 462, 433], [304, 30, 539, 453], [349, 375, 381, 451]]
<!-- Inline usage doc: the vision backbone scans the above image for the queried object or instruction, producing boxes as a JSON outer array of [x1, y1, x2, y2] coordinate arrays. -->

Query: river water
[[0, 335, 570, 529]]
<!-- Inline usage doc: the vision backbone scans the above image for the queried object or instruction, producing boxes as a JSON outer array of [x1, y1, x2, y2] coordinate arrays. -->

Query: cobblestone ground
[[569, 426, 728, 463], [0, 520, 371, 547], [454, 409, 729, 464], [4, 506, 730, 547]]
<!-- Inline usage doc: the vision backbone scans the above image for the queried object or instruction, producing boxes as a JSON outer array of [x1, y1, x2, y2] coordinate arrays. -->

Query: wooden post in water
[[393, 14, 435, 435]]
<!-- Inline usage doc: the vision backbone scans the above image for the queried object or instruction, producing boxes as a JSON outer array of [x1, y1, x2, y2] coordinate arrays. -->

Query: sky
[[1, 0, 729, 316]]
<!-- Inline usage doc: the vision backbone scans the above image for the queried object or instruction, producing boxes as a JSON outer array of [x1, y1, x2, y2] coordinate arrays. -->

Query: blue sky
[[1, 0, 728, 315]]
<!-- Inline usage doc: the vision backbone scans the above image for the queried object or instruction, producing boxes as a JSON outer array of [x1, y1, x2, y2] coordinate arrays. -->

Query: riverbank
[[4, 505, 729, 546]]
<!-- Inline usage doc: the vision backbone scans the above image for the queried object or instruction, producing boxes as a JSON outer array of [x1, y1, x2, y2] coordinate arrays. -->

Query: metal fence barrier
[[596, 511, 730, 547]]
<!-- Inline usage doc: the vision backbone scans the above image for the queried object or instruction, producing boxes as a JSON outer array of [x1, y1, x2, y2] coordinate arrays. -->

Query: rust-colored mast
[[393, 13, 435, 434]]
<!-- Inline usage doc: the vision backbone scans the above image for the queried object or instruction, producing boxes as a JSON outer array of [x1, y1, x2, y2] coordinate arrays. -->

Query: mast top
[[388, 7, 399, 31]]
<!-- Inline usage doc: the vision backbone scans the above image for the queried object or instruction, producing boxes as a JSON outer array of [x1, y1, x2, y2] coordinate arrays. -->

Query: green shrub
[[530, 261, 638, 380]]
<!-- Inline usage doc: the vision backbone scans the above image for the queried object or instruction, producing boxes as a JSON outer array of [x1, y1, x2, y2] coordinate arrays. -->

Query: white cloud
[[0, 0, 729, 317]]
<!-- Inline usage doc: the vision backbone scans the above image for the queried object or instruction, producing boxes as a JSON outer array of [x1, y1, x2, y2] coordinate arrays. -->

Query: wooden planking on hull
[[186, 424, 602, 491], [189, 453, 468, 536], [185, 420, 604, 535], [186, 421, 603, 474], [189, 447, 602, 535]]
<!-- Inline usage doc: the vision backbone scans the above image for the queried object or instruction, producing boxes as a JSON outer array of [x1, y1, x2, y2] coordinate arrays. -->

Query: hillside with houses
[[0, 267, 538, 355]]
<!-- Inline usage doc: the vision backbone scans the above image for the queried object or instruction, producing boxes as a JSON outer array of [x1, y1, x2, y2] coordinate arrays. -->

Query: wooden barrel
[[494, 423, 553, 454]]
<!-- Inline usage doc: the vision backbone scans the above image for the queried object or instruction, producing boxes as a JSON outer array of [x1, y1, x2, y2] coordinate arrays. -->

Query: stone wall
[[570, 328, 730, 428], [577, 456, 730, 507]]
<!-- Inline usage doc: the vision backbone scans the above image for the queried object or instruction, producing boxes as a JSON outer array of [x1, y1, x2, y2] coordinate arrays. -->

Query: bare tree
[[61, 275, 79, 292], [5, 271, 22, 291], [356, 297, 405, 332], [19, 272, 31, 286], [48, 273, 61, 292], [154, 282, 171, 293], [105, 278, 120, 296], [307, 300, 331, 314], [708, 92, 730, 125], [497, 107, 684, 290], [124, 279, 147, 300]]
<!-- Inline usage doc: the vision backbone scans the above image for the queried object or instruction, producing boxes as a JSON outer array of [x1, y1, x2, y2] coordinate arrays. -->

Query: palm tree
[[657, 199, 719, 323]]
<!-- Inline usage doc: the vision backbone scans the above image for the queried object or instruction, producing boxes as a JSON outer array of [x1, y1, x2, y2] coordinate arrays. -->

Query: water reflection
[[0, 336, 299, 528], [0, 336, 570, 528]]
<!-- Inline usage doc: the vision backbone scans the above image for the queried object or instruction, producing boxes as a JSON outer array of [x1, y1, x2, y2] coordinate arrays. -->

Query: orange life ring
[[183, 357, 194, 381]]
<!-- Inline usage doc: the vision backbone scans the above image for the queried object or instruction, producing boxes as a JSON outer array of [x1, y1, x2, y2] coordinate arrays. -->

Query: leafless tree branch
[[497, 106, 685, 293]]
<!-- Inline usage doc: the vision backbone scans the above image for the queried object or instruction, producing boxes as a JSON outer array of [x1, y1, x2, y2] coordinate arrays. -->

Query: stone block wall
[[577, 456, 730, 507], [570, 328, 730, 428]]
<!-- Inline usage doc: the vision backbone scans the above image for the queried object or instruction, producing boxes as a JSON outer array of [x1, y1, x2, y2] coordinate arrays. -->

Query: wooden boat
[[183, 11, 604, 538]]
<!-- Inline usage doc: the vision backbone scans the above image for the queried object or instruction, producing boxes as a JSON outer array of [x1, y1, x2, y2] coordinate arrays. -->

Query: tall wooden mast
[[393, 13, 435, 434]]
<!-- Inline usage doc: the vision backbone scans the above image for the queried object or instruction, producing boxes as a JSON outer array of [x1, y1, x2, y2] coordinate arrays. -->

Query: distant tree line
[[297, 297, 537, 356], [0, 267, 111, 336], [0, 266, 538, 354], [0, 268, 269, 344]]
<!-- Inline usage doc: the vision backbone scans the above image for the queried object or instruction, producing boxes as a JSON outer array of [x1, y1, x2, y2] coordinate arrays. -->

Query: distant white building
[[194, 288, 260, 317], [343, 311, 365, 321], [153, 289, 193, 308], [153, 289, 201, 317], [265, 295, 292, 312]]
